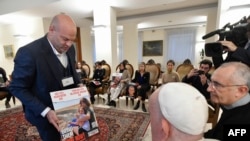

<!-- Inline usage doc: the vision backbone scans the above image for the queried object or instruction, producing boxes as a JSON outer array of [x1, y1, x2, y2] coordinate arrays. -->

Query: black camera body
[[197, 70, 205, 75], [202, 16, 249, 57]]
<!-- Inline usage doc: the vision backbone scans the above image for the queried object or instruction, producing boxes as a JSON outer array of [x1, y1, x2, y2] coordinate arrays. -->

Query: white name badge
[[62, 77, 74, 87]]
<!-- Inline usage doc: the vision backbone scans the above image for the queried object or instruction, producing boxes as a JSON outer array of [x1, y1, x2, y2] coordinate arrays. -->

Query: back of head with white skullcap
[[158, 82, 208, 135]]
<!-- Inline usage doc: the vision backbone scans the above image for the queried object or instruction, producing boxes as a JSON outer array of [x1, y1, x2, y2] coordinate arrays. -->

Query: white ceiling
[[6, 0, 250, 29], [1, 0, 250, 30], [0, 0, 219, 29]]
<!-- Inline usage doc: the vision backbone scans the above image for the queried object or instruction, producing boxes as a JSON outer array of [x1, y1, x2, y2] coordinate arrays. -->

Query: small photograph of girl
[[68, 98, 91, 135]]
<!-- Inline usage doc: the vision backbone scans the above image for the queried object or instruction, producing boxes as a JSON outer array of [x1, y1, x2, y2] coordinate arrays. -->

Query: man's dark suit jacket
[[9, 35, 81, 127]]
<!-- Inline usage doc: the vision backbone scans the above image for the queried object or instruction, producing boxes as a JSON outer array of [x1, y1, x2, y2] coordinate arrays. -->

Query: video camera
[[202, 16, 249, 57]]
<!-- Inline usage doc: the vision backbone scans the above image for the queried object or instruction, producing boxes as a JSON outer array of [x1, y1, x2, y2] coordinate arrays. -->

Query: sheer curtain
[[138, 31, 143, 62], [117, 32, 123, 63], [164, 27, 197, 67]]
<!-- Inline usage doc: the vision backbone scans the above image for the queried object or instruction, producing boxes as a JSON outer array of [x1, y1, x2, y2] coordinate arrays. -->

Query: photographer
[[182, 59, 213, 100], [210, 18, 250, 68]]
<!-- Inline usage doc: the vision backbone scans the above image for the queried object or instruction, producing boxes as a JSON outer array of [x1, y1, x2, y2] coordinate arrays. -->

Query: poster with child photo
[[50, 86, 99, 141]]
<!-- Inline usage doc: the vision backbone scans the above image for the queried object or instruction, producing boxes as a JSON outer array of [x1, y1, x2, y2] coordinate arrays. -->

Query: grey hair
[[220, 62, 250, 88]]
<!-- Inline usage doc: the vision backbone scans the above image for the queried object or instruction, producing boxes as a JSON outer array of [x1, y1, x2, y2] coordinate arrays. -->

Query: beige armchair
[[81, 63, 91, 79], [145, 64, 161, 97], [176, 64, 194, 80]]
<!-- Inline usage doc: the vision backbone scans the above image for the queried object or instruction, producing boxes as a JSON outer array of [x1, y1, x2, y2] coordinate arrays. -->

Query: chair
[[176, 64, 194, 80], [80, 63, 91, 84], [145, 64, 161, 98], [81, 63, 91, 79], [208, 66, 216, 75], [125, 64, 134, 79], [94, 63, 111, 97]]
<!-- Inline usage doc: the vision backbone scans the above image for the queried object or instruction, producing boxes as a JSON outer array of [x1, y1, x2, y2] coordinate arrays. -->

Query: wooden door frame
[[75, 27, 82, 62]]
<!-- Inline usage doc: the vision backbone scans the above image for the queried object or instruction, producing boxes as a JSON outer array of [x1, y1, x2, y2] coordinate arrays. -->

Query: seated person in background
[[204, 62, 250, 141], [108, 62, 131, 107], [182, 59, 213, 100], [149, 82, 219, 141], [162, 59, 180, 84], [88, 61, 105, 104], [182, 58, 193, 65], [0, 67, 12, 108], [122, 59, 129, 65], [132, 62, 150, 112], [146, 59, 156, 65], [76, 61, 88, 84]]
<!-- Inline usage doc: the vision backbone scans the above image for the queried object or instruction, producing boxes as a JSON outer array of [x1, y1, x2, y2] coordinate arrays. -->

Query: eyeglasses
[[207, 80, 245, 90]]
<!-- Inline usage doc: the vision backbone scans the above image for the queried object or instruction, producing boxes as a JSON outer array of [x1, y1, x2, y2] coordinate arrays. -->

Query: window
[[165, 28, 196, 66]]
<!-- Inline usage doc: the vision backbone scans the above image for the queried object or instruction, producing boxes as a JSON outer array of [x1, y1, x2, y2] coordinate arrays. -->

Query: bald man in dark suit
[[9, 14, 82, 141]]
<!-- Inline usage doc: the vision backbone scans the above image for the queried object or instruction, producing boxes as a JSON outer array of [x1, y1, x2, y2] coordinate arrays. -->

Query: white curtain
[[164, 27, 197, 67], [138, 31, 143, 62], [117, 32, 123, 63], [91, 35, 96, 62]]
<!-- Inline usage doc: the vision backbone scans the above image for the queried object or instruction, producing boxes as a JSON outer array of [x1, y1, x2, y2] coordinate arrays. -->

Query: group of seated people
[[75, 60, 151, 112], [75, 58, 216, 113], [75, 60, 150, 111]]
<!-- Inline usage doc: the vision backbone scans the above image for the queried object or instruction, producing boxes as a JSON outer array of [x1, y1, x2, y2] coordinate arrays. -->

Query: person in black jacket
[[131, 62, 150, 112], [76, 61, 88, 84], [204, 62, 250, 140], [0, 67, 12, 108], [212, 22, 250, 68], [88, 61, 105, 104], [182, 59, 213, 100]]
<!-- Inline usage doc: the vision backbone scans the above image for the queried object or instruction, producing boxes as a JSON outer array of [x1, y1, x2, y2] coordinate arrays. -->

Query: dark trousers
[[88, 82, 102, 103], [0, 87, 12, 102], [137, 85, 150, 101], [36, 120, 61, 141]]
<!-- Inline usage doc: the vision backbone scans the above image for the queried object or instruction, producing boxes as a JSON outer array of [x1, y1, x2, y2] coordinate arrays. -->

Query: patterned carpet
[[0, 106, 150, 141]]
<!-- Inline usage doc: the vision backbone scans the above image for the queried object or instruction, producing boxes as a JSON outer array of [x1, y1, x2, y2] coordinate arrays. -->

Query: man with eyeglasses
[[182, 59, 213, 100], [204, 62, 250, 140]]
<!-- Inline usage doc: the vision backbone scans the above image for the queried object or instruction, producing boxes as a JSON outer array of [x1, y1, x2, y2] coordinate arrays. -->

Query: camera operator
[[182, 59, 213, 101], [212, 20, 250, 68]]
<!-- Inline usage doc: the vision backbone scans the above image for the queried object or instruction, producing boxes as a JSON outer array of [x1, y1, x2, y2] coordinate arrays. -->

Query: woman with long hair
[[108, 62, 131, 107]]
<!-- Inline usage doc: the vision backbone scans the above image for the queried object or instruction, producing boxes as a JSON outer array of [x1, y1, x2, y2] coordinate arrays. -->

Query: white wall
[[142, 29, 165, 66], [140, 27, 206, 71], [0, 20, 206, 75], [0, 18, 45, 76]]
